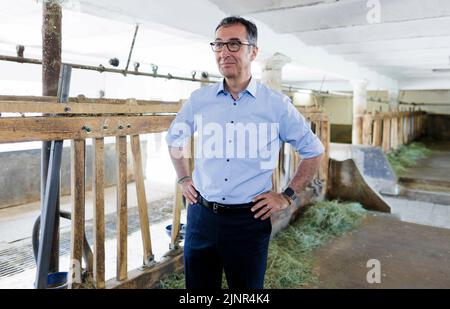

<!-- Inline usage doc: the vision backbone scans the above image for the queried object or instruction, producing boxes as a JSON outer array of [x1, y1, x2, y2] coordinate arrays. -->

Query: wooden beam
[[92, 138, 105, 289], [0, 94, 182, 106], [106, 249, 184, 289], [130, 135, 154, 265], [0, 100, 180, 114], [116, 136, 128, 281], [0, 115, 174, 143], [69, 139, 85, 289], [372, 115, 383, 147]]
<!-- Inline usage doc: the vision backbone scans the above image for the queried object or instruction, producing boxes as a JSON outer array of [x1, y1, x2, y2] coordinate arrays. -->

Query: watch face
[[284, 187, 296, 199]]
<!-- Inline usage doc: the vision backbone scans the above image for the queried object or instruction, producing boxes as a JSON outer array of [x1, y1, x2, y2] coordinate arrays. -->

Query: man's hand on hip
[[179, 178, 198, 204], [251, 191, 290, 220]]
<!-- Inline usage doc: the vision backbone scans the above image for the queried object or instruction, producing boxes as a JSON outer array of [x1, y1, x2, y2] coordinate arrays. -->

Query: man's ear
[[250, 46, 258, 61]]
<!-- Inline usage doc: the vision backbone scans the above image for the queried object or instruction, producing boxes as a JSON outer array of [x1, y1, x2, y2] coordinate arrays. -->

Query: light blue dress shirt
[[166, 78, 324, 204]]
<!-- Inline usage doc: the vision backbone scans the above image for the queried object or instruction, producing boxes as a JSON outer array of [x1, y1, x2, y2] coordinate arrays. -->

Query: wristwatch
[[282, 187, 298, 205]]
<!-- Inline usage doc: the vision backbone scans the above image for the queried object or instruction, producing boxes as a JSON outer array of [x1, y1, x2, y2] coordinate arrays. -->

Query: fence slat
[[116, 136, 128, 281], [93, 137, 105, 288], [69, 139, 85, 288], [131, 135, 153, 265]]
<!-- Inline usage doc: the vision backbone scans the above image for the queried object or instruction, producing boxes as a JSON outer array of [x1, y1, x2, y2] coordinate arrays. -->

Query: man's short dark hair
[[215, 16, 258, 46]]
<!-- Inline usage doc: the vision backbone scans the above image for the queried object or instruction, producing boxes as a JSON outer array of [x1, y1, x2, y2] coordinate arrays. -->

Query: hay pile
[[158, 200, 367, 289], [387, 142, 432, 175]]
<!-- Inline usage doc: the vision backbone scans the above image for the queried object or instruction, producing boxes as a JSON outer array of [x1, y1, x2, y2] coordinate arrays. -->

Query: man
[[166, 16, 324, 289]]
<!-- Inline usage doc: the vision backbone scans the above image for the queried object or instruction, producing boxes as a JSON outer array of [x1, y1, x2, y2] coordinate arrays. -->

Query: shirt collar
[[216, 77, 257, 98]]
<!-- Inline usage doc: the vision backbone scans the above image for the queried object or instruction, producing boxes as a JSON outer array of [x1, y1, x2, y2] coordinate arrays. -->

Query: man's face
[[214, 23, 258, 79]]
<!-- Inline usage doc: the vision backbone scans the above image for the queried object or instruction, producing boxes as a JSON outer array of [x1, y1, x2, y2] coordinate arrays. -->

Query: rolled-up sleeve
[[165, 99, 195, 148], [279, 98, 324, 159]]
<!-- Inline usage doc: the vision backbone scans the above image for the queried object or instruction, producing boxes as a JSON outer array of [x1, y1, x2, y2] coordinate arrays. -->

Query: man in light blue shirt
[[166, 16, 324, 289]]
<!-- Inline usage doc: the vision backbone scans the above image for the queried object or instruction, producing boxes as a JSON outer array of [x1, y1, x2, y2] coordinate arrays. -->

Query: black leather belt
[[197, 194, 254, 214]]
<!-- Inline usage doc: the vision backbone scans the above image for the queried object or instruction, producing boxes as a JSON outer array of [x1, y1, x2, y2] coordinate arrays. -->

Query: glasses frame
[[210, 41, 254, 52]]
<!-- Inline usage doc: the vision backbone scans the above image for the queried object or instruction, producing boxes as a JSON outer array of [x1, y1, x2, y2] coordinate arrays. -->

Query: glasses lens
[[211, 42, 223, 51], [228, 42, 241, 52]]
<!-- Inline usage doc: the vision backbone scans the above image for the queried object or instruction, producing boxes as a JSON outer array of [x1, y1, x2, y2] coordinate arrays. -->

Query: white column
[[260, 53, 291, 193], [261, 52, 291, 92], [388, 88, 399, 111], [351, 80, 368, 145]]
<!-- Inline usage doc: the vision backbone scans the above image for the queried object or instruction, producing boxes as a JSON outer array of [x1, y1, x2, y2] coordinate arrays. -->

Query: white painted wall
[[322, 90, 450, 125]]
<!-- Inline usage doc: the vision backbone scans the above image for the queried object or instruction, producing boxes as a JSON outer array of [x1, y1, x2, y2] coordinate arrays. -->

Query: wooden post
[[319, 120, 330, 191], [130, 135, 154, 265], [404, 111, 410, 144], [116, 136, 128, 281], [398, 113, 404, 147], [93, 138, 105, 289], [42, 0, 62, 274], [372, 113, 382, 147], [69, 139, 85, 288], [171, 180, 183, 248], [362, 113, 373, 146], [382, 115, 391, 152], [391, 114, 398, 150]]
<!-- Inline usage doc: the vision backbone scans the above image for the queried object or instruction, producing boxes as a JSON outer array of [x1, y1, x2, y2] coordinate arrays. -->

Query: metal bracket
[[139, 254, 156, 270]]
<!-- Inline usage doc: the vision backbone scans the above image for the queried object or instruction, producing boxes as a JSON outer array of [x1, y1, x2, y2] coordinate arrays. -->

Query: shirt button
[[228, 140, 232, 143], [231, 121, 234, 123], [226, 159, 230, 162], [222, 198, 226, 201], [233, 103, 237, 106], [225, 178, 228, 181]]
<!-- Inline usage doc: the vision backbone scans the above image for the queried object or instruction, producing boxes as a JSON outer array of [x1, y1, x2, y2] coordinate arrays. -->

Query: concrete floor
[[399, 141, 450, 191], [384, 140, 450, 229], [313, 212, 450, 288]]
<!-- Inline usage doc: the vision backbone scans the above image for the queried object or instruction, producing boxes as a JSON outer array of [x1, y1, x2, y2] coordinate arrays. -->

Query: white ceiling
[[210, 0, 450, 90], [0, 0, 449, 91]]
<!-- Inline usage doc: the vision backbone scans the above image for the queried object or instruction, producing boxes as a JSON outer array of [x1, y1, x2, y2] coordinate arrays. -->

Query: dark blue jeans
[[184, 202, 272, 289]]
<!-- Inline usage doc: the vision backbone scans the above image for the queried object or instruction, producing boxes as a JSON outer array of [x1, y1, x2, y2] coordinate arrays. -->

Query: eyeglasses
[[210, 41, 254, 52]]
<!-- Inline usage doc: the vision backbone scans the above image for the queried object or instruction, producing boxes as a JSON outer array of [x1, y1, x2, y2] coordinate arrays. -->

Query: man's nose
[[220, 45, 232, 57]]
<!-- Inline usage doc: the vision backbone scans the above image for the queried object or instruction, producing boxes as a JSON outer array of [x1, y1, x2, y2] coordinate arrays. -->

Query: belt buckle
[[212, 203, 219, 213]]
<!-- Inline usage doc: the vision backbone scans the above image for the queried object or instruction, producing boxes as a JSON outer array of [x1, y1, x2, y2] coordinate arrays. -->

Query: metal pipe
[[0, 54, 219, 83], [35, 140, 64, 289], [124, 24, 139, 74], [35, 65, 72, 289]]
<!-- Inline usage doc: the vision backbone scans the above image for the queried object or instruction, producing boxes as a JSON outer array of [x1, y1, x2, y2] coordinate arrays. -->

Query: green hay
[[387, 142, 432, 175], [157, 200, 367, 289]]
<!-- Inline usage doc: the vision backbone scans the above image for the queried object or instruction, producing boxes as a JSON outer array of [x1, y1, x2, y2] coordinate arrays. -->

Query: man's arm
[[287, 154, 323, 197], [252, 154, 322, 220], [168, 146, 198, 204]]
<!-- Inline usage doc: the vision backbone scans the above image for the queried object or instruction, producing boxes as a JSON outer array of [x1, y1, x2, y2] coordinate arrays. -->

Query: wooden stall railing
[[360, 109, 426, 152], [0, 96, 329, 288], [272, 107, 329, 194], [0, 95, 181, 289]]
